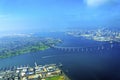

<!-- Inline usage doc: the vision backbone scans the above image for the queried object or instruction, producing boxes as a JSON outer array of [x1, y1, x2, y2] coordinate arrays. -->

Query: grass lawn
[[45, 76, 65, 80]]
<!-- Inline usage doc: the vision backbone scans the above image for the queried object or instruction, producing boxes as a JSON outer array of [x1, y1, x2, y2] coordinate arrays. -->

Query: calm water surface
[[0, 32, 120, 80]]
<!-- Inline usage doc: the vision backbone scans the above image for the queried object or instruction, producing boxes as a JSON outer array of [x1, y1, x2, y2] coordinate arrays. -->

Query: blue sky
[[0, 0, 120, 32]]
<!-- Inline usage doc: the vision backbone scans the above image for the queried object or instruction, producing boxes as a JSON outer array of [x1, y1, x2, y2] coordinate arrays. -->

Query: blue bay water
[[0, 32, 120, 80]]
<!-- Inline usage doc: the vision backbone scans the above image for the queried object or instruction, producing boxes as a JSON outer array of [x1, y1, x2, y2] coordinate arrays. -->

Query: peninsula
[[0, 33, 62, 59]]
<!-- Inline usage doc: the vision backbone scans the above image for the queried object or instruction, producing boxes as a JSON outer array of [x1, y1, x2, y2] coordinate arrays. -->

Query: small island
[[0, 33, 62, 59]]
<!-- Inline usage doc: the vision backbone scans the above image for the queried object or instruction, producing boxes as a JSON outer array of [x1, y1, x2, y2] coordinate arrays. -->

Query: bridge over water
[[0, 43, 119, 70], [51, 43, 116, 52]]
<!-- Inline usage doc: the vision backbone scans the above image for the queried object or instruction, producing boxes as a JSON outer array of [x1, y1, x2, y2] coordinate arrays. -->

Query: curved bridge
[[51, 44, 115, 52]]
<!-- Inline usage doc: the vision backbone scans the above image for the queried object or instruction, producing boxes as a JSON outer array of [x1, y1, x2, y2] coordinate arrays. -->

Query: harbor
[[0, 62, 70, 80]]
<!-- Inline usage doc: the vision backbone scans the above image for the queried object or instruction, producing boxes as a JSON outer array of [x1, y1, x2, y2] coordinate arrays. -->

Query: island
[[0, 33, 62, 59]]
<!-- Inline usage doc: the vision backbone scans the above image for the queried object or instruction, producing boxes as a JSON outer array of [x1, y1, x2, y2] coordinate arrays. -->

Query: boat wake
[[41, 55, 57, 59]]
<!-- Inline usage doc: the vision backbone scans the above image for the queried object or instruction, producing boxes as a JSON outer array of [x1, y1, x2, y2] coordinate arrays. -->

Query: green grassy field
[[45, 76, 65, 80], [0, 44, 49, 59]]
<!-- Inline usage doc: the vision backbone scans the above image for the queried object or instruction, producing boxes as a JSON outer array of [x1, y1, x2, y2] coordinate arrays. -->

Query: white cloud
[[84, 0, 109, 7]]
